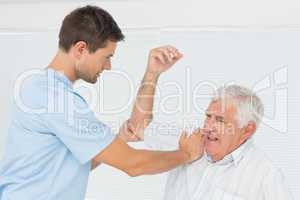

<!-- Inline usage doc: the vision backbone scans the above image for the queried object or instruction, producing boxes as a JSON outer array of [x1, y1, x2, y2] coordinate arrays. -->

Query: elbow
[[123, 153, 145, 177], [126, 169, 141, 177], [125, 165, 143, 177]]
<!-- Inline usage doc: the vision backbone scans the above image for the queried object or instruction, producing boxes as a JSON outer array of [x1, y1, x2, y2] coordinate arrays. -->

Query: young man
[[0, 5, 204, 200]]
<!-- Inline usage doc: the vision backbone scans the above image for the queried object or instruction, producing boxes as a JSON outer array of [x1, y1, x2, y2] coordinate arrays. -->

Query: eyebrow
[[205, 112, 212, 116]]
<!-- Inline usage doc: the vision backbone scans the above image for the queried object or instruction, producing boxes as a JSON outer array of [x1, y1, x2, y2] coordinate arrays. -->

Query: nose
[[204, 116, 216, 132]]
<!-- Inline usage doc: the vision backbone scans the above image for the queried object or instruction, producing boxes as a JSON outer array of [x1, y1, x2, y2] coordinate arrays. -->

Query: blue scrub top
[[0, 68, 115, 200]]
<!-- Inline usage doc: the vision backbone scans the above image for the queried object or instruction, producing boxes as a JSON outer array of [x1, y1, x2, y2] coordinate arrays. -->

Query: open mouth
[[206, 134, 219, 142]]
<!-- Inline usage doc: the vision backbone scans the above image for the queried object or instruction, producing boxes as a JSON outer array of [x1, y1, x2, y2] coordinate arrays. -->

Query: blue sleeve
[[40, 90, 116, 164]]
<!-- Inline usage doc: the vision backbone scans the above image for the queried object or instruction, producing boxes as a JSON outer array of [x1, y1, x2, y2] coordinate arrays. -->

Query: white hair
[[213, 85, 264, 128]]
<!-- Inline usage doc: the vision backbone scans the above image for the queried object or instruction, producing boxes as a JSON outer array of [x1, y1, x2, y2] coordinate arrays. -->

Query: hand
[[118, 120, 143, 142], [146, 45, 183, 75], [179, 128, 205, 163]]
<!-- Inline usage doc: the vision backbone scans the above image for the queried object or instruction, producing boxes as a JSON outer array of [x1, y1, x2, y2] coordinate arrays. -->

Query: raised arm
[[120, 46, 183, 141], [92, 46, 183, 170]]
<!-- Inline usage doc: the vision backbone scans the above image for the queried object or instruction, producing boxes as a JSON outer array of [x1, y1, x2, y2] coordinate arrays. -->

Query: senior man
[[163, 85, 293, 200]]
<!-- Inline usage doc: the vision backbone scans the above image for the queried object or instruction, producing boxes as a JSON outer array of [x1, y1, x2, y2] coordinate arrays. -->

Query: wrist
[[142, 71, 160, 86], [178, 149, 191, 164], [144, 69, 161, 79]]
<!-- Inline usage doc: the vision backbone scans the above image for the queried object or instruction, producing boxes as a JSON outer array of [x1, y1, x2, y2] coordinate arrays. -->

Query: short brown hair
[[58, 5, 125, 53]]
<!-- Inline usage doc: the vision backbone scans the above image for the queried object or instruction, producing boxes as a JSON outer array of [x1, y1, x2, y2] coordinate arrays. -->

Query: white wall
[[1, 1, 300, 200], [1, 0, 300, 31]]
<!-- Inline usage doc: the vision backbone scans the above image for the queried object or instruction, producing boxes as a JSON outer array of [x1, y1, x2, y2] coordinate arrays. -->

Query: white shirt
[[163, 139, 294, 200]]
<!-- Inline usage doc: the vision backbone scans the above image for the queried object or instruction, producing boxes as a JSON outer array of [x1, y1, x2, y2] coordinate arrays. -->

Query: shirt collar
[[46, 68, 73, 89], [205, 138, 254, 166]]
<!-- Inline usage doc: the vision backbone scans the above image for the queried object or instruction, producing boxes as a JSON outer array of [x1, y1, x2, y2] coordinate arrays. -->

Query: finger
[[160, 46, 181, 62], [133, 131, 143, 141], [130, 134, 141, 142], [165, 47, 177, 58], [126, 119, 136, 132], [168, 50, 183, 63], [167, 47, 179, 58], [166, 48, 180, 61], [152, 52, 167, 64], [190, 131, 205, 142], [180, 131, 188, 140], [189, 131, 200, 138], [165, 46, 182, 59], [157, 46, 183, 63], [164, 45, 177, 53], [172, 53, 183, 63], [158, 49, 173, 63], [193, 128, 203, 135]]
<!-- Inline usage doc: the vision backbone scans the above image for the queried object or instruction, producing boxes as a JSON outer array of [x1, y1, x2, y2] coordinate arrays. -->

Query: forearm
[[129, 71, 160, 138], [93, 130, 203, 176], [128, 149, 189, 176]]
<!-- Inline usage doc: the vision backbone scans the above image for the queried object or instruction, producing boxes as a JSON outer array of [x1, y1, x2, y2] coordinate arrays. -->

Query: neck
[[211, 154, 224, 162], [210, 139, 248, 162], [47, 49, 77, 83]]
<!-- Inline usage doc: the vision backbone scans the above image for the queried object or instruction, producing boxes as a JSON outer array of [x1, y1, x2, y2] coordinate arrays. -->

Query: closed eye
[[106, 54, 114, 59]]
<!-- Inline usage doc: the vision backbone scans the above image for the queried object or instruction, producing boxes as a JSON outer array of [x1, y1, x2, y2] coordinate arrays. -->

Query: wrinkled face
[[75, 40, 117, 83], [203, 98, 247, 161]]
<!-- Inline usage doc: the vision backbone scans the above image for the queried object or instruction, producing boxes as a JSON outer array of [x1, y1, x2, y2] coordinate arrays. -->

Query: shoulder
[[14, 70, 49, 109], [243, 144, 284, 178]]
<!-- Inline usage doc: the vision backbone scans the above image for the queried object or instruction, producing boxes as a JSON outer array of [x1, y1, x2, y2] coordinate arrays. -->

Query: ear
[[71, 41, 88, 59], [241, 121, 257, 141]]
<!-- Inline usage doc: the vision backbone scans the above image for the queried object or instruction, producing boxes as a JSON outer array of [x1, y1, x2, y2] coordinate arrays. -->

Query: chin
[[205, 144, 219, 157], [205, 148, 219, 161], [90, 79, 97, 84], [205, 140, 219, 150], [205, 148, 213, 157], [86, 77, 98, 84]]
